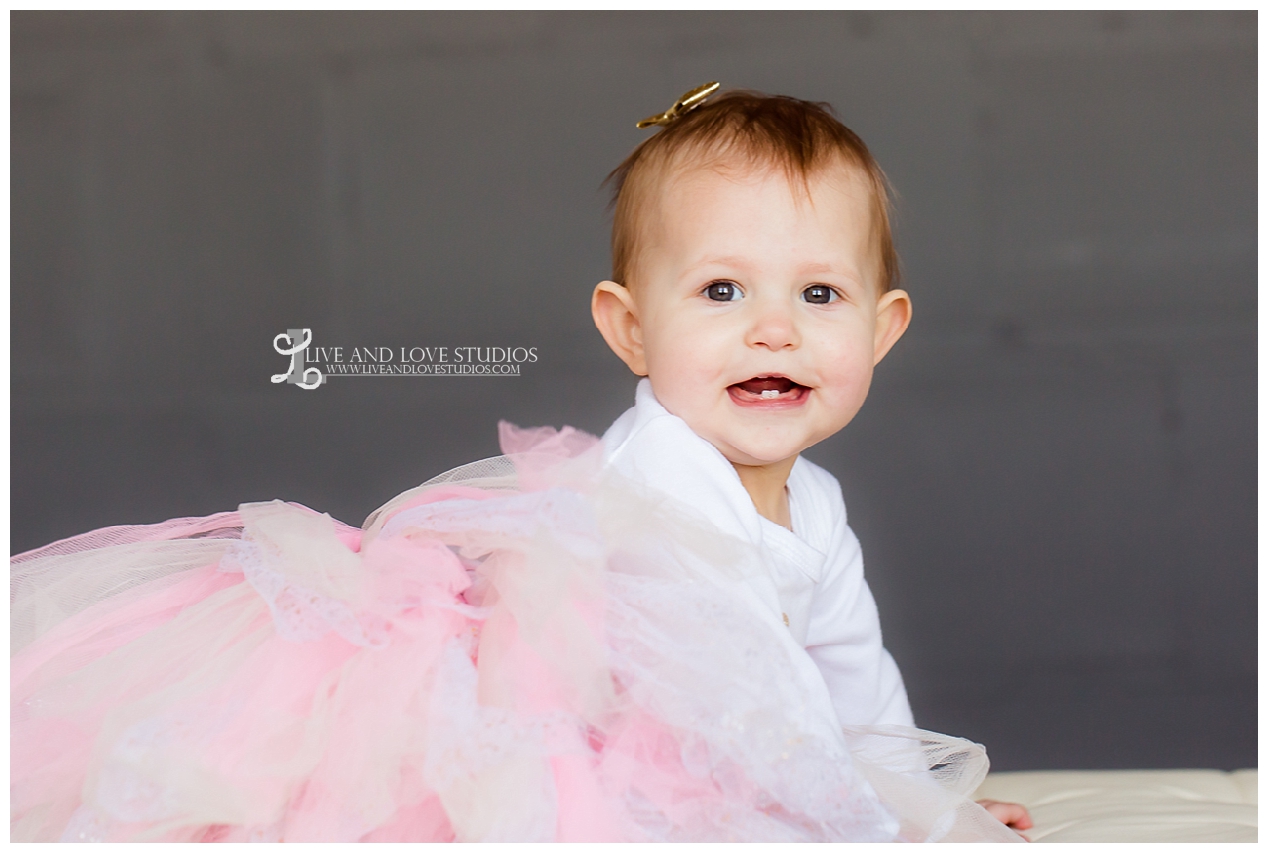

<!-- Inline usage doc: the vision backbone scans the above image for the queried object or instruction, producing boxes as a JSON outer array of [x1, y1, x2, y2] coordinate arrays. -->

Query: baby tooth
[[760, 389, 780, 399]]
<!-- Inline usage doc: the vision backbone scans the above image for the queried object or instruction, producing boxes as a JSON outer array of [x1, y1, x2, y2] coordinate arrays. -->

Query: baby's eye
[[802, 284, 837, 304], [704, 280, 742, 302]]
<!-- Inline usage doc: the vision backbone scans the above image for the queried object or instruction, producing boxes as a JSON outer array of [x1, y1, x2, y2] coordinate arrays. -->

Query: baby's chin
[[703, 432, 810, 471]]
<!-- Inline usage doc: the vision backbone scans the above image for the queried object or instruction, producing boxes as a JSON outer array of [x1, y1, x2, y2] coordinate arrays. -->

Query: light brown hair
[[605, 90, 899, 292]]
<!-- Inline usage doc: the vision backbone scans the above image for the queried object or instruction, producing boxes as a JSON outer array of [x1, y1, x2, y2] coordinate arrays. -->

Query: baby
[[592, 86, 1030, 833], [10, 84, 1029, 842]]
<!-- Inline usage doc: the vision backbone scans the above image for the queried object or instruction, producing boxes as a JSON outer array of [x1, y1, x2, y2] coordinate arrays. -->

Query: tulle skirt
[[11, 424, 1019, 842]]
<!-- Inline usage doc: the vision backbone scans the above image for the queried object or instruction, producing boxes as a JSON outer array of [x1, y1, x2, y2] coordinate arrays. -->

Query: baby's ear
[[591, 280, 648, 376], [872, 288, 912, 365]]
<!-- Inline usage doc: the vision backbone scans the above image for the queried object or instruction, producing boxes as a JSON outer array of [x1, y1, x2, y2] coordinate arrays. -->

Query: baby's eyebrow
[[684, 255, 754, 273], [680, 256, 856, 281], [798, 262, 839, 276]]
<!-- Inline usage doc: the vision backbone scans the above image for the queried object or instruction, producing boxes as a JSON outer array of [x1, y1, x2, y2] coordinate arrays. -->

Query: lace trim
[[219, 539, 386, 648]]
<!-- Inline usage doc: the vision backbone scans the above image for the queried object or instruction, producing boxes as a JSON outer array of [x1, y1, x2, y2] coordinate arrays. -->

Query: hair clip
[[636, 81, 721, 129]]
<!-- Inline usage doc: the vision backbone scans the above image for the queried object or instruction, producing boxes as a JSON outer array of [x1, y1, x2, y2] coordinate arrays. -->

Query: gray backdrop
[[11, 11, 1256, 771]]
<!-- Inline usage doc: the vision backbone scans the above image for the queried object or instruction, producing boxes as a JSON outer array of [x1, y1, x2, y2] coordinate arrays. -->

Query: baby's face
[[620, 162, 909, 468]]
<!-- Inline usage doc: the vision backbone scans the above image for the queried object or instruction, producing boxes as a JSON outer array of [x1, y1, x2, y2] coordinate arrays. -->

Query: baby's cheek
[[644, 328, 700, 377], [644, 371, 701, 421], [817, 356, 874, 411], [648, 339, 720, 391]]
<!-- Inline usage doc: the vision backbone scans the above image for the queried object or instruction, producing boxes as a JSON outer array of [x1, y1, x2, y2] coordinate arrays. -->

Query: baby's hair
[[605, 89, 900, 292]]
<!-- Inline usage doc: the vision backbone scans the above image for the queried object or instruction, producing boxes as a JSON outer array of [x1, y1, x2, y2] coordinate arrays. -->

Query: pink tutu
[[11, 424, 1019, 842]]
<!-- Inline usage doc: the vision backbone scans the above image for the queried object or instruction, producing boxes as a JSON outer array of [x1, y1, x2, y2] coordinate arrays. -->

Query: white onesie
[[602, 379, 914, 729]]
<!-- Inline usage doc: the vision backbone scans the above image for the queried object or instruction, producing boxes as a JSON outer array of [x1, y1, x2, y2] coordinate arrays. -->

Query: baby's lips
[[727, 377, 812, 405], [732, 375, 802, 395]]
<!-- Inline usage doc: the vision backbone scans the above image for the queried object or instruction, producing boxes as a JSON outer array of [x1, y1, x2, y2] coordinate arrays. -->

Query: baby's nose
[[744, 302, 799, 350]]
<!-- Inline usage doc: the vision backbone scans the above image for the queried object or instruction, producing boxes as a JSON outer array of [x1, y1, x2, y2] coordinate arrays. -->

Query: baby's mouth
[[728, 375, 810, 405]]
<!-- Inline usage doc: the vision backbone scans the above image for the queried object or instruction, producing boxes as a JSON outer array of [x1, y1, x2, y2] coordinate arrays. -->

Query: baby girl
[[592, 84, 1030, 833], [10, 84, 1029, 842]]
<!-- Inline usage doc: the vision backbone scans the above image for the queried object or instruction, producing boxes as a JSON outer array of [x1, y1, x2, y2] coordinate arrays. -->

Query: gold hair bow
[[636, 81, 721, 129]]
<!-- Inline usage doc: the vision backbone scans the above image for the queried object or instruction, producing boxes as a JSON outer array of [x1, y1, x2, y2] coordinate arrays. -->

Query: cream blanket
[[976, 768, 1257, 842]]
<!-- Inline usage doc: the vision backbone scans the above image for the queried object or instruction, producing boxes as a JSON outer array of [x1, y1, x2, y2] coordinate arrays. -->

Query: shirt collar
[[602, 379, 826, 586]]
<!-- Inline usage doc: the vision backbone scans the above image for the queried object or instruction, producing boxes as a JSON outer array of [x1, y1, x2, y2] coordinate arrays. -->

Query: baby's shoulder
[[790, 456, 848, 527]]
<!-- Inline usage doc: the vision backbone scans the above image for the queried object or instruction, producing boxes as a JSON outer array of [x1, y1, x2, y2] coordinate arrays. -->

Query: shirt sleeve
[[802, 472, 914, 729]]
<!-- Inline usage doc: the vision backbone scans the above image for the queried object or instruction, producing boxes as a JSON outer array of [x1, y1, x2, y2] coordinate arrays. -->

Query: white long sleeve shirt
[[602, 379, 914, 729]]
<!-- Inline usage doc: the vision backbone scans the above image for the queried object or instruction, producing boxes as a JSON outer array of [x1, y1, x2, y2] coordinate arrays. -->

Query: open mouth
[[727, 375, 810, 406]]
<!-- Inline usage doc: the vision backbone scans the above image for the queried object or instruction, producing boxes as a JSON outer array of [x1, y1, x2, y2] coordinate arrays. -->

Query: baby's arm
[[801, 468, 913, 728], [796, 458, 918, 724]]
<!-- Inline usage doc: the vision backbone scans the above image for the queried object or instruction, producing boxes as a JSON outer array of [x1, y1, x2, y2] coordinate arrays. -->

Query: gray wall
[[12, 11, 1255, 770]]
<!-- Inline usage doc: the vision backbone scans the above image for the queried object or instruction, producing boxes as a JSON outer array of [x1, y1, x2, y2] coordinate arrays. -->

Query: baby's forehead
[[652, 151, 869, 202], [640, 156, 875, 243], [627, 153, 884, 285]]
